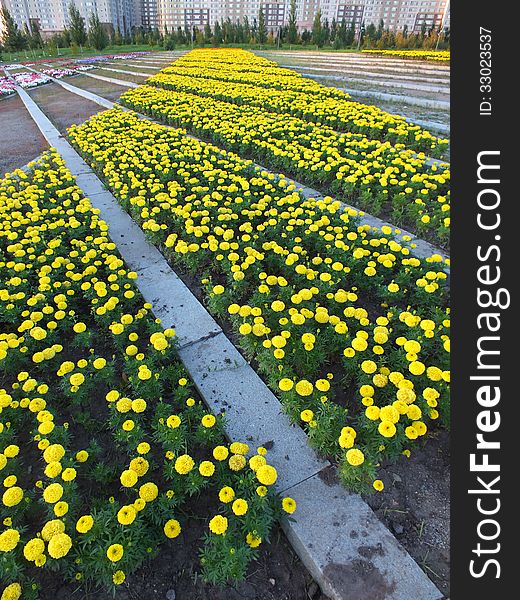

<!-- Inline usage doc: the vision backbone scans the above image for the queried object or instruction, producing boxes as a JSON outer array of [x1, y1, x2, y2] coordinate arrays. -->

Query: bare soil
[[28, 82, 104, 131], [69, 74, 135, 103], [365, 431, 450, 597], [0, 93, 48, 176]]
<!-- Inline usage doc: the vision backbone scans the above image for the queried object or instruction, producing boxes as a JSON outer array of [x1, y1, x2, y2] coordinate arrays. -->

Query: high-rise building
[[0, 0, 142, 38], [1, 0, 450, 39]]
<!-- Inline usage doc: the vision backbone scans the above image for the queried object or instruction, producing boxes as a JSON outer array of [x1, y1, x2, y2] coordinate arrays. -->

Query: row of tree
[[1, 0, 449, 57], [1, 4, 109, 54]]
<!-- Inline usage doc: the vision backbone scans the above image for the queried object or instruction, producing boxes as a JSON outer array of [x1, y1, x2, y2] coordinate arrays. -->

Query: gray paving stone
[[130, 261, 221, 346], [178, 334, 328, 491], [84, 72, 139, 87], [283, 474, 443, 600]]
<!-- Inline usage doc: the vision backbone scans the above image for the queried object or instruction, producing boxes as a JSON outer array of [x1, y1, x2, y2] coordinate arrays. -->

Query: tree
[[28, 20, 43, 49], [213, 20, 223, 45], [1, 6, 27, 51], [68, 2, 87, 47], [257, 7, 267, 44], [88, 12, 108, 50], [345, 20, 355, 46], [312, 9, 323, 48], [287, 0, 298, 44], [334, 18, 346, 49], [204, 22, 212, 44]]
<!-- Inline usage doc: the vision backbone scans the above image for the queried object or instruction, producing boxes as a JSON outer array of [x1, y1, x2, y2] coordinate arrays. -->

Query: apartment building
[[326, 0, 450, 33], [1, 0, 450, 38], [0, 0, 141, 37]]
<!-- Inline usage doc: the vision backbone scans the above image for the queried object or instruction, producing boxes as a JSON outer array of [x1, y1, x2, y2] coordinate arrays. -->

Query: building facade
[[1, 0, 450, 39]]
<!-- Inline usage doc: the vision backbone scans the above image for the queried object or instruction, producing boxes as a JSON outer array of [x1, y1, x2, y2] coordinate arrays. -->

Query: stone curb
[[95, 66, 151, 77], [82, 72, 139, 87], [14, 78, 444, 600]]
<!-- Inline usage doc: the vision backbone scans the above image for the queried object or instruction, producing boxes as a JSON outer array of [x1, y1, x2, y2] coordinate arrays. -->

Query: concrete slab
[[83, 72, 139, 87], [96, 66, 150, 77], [178, 333, 328, 492], [283, 474, 443, 600], [129, 261, 222, 346]]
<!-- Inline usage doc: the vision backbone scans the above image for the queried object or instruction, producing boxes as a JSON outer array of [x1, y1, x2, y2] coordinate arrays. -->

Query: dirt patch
[[364, 430, 450, 597], [0, 94, 48, 176], [27, 82, 104, 132], [68, 73, 134, 103]]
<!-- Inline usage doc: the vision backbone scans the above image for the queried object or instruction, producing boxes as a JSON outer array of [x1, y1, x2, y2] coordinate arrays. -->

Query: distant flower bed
[[40, 65, 93, 78], [0, 77, 16, 97], [11, 72, 52, 89], [75, 52, 149, 65], [362, 50, 450, 62]]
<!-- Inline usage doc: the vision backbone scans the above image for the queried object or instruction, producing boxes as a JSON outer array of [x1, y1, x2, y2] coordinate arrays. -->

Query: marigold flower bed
[[148, 49, 448, 155], [119, 50, 450, 247], [68, 108, 450, 495], [0, 151, 294, 598], [362, 50, 451, 62]]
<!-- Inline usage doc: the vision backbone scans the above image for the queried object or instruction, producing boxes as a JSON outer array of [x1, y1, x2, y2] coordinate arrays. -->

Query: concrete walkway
[[12, 77, 443, 600]]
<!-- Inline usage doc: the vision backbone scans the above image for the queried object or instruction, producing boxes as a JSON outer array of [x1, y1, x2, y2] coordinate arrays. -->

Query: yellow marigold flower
[[209, 515, 228, 535], [117, 505, 137, 526], [282, 497, 297, 514], [256, 485, 268, 497], [232, 498, 248, 516], [23, 538, 45, 562], [345, 449, 365, 466], [249, 455, 266, 472], [361, 360, 377, 374], [166, 414, 181, 429], [315, 379, 330, 392], [43, 444, 64, 463], [278, 378, 294, 392], [213, 446, 229, 461], [175, 454, 195, 475], [129, 457, 149, 477], [378, 420, 397, 438], [300, 409, 314, 423], [61, 468, 76, 482], [373, 480, 385, 492], [54, 501, 68, 517], [256, 465, 278, 486], [113, 571, 126, 585], [47, 533, 72, 559], [219, 486, 235, 503], [199, 461, 215, 477], [76, 515, 94, 534], [0, 528, 20, 552], [164, 519, 181, 539], [120, 469, 138, 487], [137, 442, 151, 455], [229, 442, 249, 455], [295, 379, 313, 397], [246, 532, 262, 548], [69, 373, 85, 387], [201, 414, 216, 428], [229, 454, 247, 471], [1, 582, 22, 600], [107, 543, 124, 562], [139, 482, 158, 502], [3, 487, 23, 507], [43, 483, 63, 504]]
